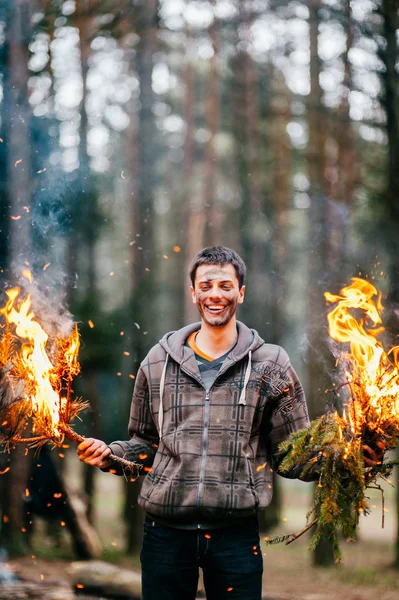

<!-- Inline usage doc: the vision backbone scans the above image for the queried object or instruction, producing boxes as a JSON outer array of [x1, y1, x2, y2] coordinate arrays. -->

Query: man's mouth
[[205, 305, 227, 314]]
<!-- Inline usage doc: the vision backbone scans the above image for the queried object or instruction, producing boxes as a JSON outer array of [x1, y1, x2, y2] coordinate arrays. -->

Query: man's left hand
[[363, 439, 387, 468]]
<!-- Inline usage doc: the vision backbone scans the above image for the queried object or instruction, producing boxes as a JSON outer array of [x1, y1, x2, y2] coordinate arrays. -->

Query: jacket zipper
[[196, 389, 210, 518], [177, 358, 251, 523]]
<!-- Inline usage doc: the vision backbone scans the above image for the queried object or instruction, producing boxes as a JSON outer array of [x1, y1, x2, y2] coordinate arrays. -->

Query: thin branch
[[285, 519, 318, 545], [367, 484, 385, 528]]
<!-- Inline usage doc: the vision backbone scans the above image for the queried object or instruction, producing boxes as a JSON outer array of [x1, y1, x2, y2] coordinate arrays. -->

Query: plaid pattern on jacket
[[109, 321, 311, 525]]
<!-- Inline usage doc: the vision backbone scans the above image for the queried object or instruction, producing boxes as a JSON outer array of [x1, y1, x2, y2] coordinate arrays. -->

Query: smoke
[[3, 267, 74, 341], [3, 159, 80, 339]]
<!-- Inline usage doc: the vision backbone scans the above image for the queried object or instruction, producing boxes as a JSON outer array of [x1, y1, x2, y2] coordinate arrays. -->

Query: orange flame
[[325, 278, 399, 438], [0, 287, 80, 439]]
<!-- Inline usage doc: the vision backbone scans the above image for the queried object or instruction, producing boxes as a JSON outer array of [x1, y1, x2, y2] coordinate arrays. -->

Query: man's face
[[190, 264, 245, 327]]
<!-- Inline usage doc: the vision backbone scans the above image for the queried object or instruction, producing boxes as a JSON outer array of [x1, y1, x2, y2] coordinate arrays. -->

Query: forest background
[[0, 0, 399, 596]]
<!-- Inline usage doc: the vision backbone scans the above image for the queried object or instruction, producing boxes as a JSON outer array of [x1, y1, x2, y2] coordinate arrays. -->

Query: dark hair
[[189, 246, 247, 289]]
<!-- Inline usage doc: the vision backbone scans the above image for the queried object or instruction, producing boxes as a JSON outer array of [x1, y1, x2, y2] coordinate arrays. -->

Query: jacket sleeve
[[104, 365, 159, 476], [262, 353, 321, 482]]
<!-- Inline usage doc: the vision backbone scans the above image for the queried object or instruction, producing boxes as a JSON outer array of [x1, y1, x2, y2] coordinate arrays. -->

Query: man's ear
[[190, 286, 196, 304], [238, 285, 245, 304]]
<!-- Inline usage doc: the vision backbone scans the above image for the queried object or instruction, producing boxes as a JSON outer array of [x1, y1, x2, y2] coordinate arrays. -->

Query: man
[[78, 246, 383, 600]]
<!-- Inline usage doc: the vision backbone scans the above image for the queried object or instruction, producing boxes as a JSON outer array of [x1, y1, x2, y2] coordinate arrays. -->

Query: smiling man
[[77, 246, 384, 600]]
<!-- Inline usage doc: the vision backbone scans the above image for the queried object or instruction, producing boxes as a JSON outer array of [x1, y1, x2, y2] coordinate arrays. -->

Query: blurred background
[[0, 0, 398, 596]]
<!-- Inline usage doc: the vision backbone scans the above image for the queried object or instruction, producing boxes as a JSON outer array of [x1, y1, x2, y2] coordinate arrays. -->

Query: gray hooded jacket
[[108, 321, 312, 526]]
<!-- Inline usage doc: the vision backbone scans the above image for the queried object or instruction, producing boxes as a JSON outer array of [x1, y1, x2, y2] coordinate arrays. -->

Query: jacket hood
[[159, 320, 264, 365]]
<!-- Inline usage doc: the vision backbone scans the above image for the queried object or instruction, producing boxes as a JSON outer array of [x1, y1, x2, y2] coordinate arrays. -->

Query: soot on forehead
[[197, 265, 235, 281]]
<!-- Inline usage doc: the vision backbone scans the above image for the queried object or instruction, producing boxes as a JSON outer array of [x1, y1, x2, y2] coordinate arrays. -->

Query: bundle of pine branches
[[268, 410, 398, 561]]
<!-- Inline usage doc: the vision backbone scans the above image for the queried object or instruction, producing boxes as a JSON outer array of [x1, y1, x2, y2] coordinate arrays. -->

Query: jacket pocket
[[145, 454, 173, 500], [246, 458, 259, 508]]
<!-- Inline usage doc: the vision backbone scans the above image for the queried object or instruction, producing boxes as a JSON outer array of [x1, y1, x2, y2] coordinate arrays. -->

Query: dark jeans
[[141, 517, 263, 600]]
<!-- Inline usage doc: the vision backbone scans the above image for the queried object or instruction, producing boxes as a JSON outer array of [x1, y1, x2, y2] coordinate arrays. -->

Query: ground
[[5, 457, 399, 599]]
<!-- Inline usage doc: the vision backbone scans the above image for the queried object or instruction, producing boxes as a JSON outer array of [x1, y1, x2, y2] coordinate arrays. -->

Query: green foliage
[[268, 412, 399, 562]]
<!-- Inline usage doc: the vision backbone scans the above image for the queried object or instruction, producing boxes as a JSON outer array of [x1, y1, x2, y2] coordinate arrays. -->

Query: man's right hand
[[77, 438, 112, 469]]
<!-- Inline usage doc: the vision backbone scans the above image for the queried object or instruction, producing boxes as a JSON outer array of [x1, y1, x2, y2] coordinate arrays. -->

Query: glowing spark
[[43, 263, 50, 271], [256, 462, 267, 472], [22, 269, 32, 283], [121, 171, 125, 179], [173, 246, 181, 252], [88, 320, 94, 329], [23, 206, 30, 213], [11, 215, 21, 220], [15, 159, 22, 167], [36, 168, 46, 174]]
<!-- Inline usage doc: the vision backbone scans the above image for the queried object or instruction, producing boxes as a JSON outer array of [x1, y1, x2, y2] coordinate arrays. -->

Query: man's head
[[189, 246, 246, 327]]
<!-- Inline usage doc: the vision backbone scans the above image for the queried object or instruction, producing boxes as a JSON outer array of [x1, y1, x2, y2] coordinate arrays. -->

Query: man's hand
[[363, 439, 387, 468], [77, 438, 112, 469]]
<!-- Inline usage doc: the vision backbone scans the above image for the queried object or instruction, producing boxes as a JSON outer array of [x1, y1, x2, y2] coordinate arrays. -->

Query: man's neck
[[196, 318, 238, 359]]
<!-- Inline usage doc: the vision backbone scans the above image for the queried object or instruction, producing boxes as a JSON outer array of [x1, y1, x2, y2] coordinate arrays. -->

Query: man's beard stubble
[[196, 299, 238, 327]]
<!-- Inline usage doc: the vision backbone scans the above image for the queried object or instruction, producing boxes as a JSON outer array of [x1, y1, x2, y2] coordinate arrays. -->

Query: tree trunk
[[7, 0, 32, 273], [378, 0, 399, 568], [270, 70, 292, 345], [380, 0, 399, 226], [0, 3, 10, 277], [306, 0, 334, 567], [0, 0, 32, 555], [124, 0, 159, 555], [203, 2, 220, 246], [182, 25, 202, 324], [328, 0, 355, 282], [71, 0, 99, 524]]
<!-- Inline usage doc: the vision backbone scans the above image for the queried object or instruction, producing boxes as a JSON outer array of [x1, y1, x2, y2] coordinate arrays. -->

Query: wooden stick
[[59, 423, 142, 478], [285, 519, 318, 545], [368, 484, 385, 528]]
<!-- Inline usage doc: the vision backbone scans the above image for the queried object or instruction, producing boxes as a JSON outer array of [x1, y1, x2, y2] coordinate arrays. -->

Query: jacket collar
[[159, 321, 264, 382]]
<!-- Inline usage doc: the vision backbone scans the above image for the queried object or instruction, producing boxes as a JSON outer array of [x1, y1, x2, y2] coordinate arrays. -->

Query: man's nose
[[209, 285, 222, 299]]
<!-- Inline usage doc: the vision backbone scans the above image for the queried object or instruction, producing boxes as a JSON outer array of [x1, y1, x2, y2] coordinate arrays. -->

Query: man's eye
[[200, 287, 210, 291], [222, 286, 231, 290]]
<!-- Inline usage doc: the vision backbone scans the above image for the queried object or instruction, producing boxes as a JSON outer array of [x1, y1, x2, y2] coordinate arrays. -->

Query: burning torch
[[0, 285, 141, 478]]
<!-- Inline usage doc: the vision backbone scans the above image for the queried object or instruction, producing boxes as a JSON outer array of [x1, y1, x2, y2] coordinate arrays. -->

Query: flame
[[0, 287, 80, 439], [325, 278, 399, 440]]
